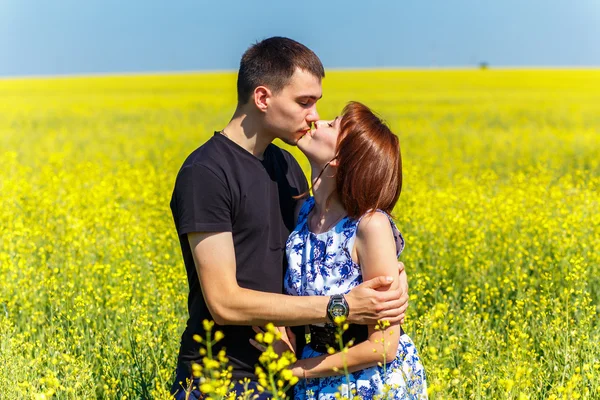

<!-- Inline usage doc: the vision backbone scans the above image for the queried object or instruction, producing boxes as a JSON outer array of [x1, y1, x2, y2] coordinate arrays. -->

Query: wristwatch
[[327, 294, 349, 323]]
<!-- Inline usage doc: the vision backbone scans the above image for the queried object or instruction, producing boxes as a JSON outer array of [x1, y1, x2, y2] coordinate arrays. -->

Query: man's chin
[[279, 134, 303, 147]]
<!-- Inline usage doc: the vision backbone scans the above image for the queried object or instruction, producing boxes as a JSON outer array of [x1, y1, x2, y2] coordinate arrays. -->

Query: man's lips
[[299, 128, 315, 138], [298, 128, 311, 137]]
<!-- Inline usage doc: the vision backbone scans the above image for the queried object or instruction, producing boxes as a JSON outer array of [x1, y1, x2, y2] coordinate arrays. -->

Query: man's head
[[237, 37, 325, 145]]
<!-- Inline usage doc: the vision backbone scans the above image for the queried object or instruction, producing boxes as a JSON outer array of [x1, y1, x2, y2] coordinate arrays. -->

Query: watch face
[[331, 304, 346, 317]]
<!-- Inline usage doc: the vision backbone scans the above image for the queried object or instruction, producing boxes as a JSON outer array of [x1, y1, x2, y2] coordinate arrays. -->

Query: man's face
[[264, 68, 322, 146]]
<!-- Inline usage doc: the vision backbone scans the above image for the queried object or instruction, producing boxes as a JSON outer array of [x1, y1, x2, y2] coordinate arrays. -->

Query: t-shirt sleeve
[[172, 164, 232, 235]]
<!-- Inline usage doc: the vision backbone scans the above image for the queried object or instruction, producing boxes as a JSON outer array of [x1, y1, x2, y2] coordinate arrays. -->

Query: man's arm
[[189, 232, 406, 326]]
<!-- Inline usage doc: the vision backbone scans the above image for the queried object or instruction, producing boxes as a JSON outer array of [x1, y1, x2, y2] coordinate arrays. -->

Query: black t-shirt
[[170, 132, 309, 380]]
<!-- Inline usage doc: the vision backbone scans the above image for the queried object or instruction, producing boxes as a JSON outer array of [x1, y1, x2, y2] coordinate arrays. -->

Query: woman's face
[[297, 116, 342, 167]]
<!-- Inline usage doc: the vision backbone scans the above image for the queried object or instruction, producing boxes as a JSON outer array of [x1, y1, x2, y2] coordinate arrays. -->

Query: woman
[[283, 102, 427, 399]]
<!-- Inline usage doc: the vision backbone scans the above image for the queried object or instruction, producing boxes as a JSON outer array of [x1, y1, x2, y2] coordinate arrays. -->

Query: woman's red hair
[[335, 102, 402, 219]]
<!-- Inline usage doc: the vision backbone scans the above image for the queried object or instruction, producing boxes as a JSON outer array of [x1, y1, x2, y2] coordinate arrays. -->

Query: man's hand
[[281, 327, 297, 354], [346, 261, 409, 325], [398, 262, 409, 324]]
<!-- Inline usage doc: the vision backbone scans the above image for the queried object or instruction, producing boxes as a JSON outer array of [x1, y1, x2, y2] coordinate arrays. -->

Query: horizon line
[[1, 65, 599, 80]]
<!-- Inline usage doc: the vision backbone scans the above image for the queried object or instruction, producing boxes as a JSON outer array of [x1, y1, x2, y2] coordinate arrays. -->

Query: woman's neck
[[309, 163, 346, 228]]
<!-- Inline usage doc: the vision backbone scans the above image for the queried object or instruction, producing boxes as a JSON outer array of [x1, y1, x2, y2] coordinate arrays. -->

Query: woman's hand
[[291, 363, 305, 379], [250, 326, 296, 357]]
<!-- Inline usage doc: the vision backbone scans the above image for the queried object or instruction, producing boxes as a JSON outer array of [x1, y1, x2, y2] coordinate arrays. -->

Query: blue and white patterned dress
[[284, 197, 427, 399]]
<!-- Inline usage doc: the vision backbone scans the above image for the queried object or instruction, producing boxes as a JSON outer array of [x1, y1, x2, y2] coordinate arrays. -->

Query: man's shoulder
[[177, 135, 232, 174], [171, 138, 234, 196], [180, 135, 216, 164]]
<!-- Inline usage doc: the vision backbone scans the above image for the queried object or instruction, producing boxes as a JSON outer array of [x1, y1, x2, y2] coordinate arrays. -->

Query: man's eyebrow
[[298, 94, 323, 100]]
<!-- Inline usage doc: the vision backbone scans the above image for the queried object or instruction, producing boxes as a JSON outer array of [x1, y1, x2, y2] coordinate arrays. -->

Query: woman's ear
[[254, 86, 270, 112], [325, 157, 340, 178], [328, 156, 340, 168]]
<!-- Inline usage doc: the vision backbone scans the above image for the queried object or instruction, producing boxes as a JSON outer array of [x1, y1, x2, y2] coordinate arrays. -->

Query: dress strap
[[296, 196, 315, 225]]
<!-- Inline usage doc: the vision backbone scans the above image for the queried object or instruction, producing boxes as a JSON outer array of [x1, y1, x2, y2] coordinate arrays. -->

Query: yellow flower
[[199, 383, 214, 393], [262, 332, 275, 345], [281, 369, 294, 381], [203, 320, 215, 332]]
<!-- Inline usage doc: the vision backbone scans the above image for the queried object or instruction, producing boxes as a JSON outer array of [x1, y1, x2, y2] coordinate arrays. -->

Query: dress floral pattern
[[284, 197, 428, 399]]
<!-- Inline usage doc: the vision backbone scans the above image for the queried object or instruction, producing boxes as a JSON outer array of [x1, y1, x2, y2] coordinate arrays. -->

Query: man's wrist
[[344, 293, 356, 323], [326, 294, 350, 323]]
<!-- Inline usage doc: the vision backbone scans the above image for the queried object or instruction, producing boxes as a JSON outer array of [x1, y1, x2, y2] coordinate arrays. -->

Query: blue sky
[[0, 0, 599, 76]]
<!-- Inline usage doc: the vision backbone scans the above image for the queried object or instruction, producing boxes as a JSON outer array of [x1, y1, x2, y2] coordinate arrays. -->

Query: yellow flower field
[[0, 69, 599, 399]]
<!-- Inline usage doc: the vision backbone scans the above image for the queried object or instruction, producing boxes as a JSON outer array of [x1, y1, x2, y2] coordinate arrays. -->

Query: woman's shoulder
[[356, 210, 405, 256], [356, 211, 393, 237]]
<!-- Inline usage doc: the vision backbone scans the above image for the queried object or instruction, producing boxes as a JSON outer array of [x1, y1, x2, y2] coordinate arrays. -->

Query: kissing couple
[[169, 37, 427, 399]]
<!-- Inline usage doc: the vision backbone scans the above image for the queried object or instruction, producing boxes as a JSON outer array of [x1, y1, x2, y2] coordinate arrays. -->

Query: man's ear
[[254, 86, 270, 112]]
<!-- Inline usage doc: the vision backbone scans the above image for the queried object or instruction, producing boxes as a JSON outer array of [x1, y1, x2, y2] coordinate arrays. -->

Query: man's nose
[[306, 108, 320, 123]]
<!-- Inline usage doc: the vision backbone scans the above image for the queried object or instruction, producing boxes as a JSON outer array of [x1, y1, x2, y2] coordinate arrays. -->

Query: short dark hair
[[237, 37, 325, 105]]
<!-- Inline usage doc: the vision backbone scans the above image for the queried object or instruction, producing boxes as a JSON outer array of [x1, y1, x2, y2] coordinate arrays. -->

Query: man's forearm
[[209, 287, 329, 326]]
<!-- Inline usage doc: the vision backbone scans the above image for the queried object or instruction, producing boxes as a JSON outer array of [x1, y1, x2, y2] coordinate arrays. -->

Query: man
[[169, 37, 409, 399]]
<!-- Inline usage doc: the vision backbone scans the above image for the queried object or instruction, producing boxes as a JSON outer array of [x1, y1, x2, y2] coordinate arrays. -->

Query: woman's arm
[[291, 212, 401, 378]]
